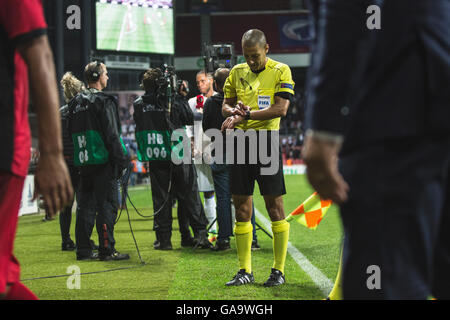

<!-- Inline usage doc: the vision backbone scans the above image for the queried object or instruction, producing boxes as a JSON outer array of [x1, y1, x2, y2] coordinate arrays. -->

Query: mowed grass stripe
[[253, 208, 334, 296], [15, 187, 182, 300], [14, 175, 341, 300], [167, 175, 341, 300]]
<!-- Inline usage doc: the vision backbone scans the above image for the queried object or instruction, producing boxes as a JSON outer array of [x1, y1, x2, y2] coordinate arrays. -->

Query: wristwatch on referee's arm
[[244, 109, 251, 120]]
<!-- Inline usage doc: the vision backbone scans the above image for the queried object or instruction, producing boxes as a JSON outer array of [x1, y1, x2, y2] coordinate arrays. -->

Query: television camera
[[203, 43, 237, 74], [154, 64, 189, 112]]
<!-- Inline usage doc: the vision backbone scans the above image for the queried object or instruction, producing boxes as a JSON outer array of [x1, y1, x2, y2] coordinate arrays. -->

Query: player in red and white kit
[[0, 0, 73, 300]]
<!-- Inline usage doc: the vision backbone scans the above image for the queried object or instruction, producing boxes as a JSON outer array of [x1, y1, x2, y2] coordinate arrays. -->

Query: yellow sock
[[328, 249, 343, 300], [234, 221, 253, 273], [272, 219, 290, 274]]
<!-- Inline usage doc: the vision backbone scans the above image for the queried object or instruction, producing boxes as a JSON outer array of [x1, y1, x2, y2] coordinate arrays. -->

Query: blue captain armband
[[280, 83, 294, 90]]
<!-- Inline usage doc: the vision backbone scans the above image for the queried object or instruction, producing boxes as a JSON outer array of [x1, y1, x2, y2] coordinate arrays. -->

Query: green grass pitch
[[14, 174, 343, 300], [96, 3, 174, 54]]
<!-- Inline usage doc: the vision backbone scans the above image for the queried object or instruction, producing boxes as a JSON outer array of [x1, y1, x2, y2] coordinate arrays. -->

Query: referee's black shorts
[[227, 130, 285, 196]]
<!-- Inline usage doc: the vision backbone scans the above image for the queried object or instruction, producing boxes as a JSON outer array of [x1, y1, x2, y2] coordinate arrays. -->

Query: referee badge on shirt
[[258, 95, 271, 109]]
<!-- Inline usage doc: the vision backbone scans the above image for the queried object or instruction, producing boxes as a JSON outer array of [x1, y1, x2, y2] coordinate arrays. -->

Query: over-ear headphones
[[90, 61, 102, 82]]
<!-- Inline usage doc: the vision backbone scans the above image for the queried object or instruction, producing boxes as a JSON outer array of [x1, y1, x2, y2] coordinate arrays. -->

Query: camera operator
[[133, 68, 212, 250], [68, 61, 130, 261]]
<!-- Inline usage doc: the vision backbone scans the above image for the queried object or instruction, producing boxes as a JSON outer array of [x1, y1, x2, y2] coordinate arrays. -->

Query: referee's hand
[[231, 101, 249, 117], [221, 115, 244, 131]]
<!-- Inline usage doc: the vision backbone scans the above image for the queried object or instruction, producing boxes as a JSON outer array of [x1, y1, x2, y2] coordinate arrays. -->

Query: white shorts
[[195, 163, 214, 192]]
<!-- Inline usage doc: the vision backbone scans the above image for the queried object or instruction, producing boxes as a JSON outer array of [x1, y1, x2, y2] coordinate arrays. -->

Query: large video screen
[[95, 0, 174, 54]]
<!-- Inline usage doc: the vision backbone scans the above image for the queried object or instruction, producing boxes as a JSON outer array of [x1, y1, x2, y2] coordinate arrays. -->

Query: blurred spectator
[[130, 157, 148, 185]]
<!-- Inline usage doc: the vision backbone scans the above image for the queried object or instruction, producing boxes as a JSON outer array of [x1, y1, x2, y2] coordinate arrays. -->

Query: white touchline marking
[[254, 207, 334, 296]]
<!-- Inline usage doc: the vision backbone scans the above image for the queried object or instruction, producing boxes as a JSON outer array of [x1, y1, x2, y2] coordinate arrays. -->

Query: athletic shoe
[[212, 240, 231, 251], [263, 268, 285, 287], [181, 237, 195, 248], [196, 239, 214, 249], [154, 240, 173, 250], [251, 239, 261, 251], [226, 269, 254, 286], [90, 240, 99, 251], [62, 240, 76, 251], [99, 251, 130, 261], [76, 252, 99, 261], [155, 233, 173, 250], [193, 232, 214, 249]]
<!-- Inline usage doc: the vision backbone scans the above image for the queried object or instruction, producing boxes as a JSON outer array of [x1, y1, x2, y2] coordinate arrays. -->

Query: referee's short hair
[[242, 29, 267, 48]]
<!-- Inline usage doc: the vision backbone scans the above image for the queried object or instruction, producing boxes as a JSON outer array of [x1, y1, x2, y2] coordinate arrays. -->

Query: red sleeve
[[0, 0, 47, 45]]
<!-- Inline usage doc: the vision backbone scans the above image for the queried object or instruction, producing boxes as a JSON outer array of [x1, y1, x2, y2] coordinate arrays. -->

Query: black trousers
[[339, 137, 450, 299], [149, 162, 208, 239], [177, 203, 193, 240], [59, 164, 79, 243], [75, 164, 118, 257]]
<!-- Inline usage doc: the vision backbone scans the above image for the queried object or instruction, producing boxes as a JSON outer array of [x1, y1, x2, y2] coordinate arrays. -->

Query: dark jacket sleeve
[[132, 99, 142, 132], [99, 97, 129, 173], [60, 104, 74, 166], [304, 0, 370, 135], [202, 98, 213, 133], [173, 96, 194, 127]]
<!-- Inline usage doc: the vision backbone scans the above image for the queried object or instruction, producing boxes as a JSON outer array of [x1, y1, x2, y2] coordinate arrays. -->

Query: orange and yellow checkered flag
[[286, 192, 332, 230]]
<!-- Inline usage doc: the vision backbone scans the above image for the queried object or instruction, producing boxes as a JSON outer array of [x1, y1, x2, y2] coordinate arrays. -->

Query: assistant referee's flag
[[286, 192, 332, 230]]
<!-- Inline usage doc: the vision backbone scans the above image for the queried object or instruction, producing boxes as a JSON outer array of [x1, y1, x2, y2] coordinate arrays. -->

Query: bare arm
[[17, 34, 73, 217], [222, 97, 238, 117], [246, 95, 290, 120], [221, 96, 290, 130]]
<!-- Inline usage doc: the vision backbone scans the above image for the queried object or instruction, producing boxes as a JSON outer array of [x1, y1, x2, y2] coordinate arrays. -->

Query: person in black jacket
[[202, 68, 260, 251], [133, 68, 212, 250], [59, 72, 84, 251], [69, 62, 130, 261]]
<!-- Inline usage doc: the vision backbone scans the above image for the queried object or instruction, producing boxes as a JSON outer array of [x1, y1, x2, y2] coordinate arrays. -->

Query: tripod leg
[[255, 221, 273, 239], [207, 218, 217, 233]]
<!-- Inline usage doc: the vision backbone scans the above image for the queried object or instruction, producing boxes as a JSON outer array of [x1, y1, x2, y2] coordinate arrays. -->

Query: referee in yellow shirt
[[221, 29, 295, 287]]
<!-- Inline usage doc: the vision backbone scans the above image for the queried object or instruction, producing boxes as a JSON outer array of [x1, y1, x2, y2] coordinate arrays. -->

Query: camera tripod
[[207, 218, 273, 239]]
